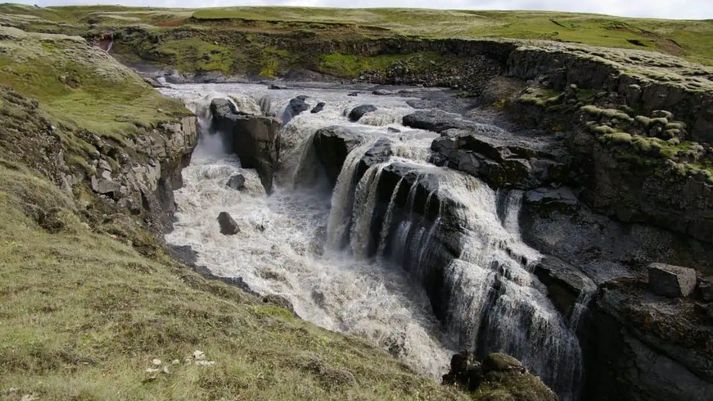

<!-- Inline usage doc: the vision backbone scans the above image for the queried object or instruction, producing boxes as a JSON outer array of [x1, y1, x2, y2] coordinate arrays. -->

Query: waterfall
[[328, 159, 582, 401], [160, 82, 585, 401], [325, 140, 377, 250]]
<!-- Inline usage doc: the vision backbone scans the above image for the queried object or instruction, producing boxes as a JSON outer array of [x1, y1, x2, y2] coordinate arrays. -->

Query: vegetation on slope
[[0, 24, 473, 401], [3, 4, 713, 65], [0, 26, 187, 136], [190, 7, 713, 65], [0, 158, 468, 401], [0, 19, 561, 401]]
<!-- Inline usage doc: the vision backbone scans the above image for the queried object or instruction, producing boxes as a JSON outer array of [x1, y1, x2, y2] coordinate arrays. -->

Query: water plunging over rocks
[[159, 82, 584, 400], [160, 81, 713, 401]]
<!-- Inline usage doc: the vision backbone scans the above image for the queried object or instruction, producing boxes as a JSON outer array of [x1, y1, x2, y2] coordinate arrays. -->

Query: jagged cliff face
[[158, 55, 713, 401], [157, 74, 712, 401], [3, 9, 713, 401]]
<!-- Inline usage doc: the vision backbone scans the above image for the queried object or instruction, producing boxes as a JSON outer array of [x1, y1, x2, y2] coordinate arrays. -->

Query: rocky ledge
[[210, 98, 281, 192]]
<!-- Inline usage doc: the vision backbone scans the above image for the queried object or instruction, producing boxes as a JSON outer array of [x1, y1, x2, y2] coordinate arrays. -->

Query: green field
[[2, 4, 713, 65]]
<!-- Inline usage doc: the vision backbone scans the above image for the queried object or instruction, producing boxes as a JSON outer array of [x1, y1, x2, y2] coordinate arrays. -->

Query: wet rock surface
[[403, 109, 476, 132], [581, 281, 713, 401], [348, 104, 377, 122], [226, 173, 246, 191], [430, 127, 570, 189], [282, 96, 310, 123], [311, 126, 367, 187], [210, 98, 280, 192], [217, 211, 240, 235]]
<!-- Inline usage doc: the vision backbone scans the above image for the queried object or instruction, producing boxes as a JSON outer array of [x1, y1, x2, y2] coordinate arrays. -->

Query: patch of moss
[[0, 27, 189, 137], [317, 52, 441, 78], [158, 37, 235, 74]]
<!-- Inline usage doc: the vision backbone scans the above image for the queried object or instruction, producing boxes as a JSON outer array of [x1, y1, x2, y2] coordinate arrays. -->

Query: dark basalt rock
[[217, 211, 240, 235], [534, 256, 596, 320], [348, 104, 377, 122], [372, 89, 396, 96], [210, 98, 280, 192], [700, 276, 713, 302], [167, 244, 198, 267], [524, 187, 579, 214], [430, 128, 568, 189], [442, 351, 482, 390], [648, 263, 697, 298], [312, 126, 366, 187], [310, 102, 325, 114], [403, 109, 475, 132], [226, 173, 246, 191], [282, 96, 310, 123], [581, 281, 713, 401]]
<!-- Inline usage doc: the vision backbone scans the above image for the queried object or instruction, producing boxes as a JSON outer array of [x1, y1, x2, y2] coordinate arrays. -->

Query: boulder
[[648, 263, 697, 298], [282, 96, 310, 123], [442, 351, 482, 390], [373, 89, 396, 96], [348, 104, 377, 122], [91, 175, 120, 195], [402, 109, 474, 132], [443, 351, 557, 400], [482, 353, 526, 373], [226, 173, 246, 191], [310, 102, 325, 114], [524, 187, 579, 214], [217, 211, 240, 235], [347, 91, 358, 97]]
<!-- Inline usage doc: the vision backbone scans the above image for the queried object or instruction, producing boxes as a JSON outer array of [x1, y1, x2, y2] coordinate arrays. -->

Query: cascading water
[[160, 82, 583, 401]]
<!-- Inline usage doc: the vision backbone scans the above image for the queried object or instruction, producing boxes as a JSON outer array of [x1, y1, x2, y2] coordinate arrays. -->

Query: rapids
[[160, 83, 583, 400]]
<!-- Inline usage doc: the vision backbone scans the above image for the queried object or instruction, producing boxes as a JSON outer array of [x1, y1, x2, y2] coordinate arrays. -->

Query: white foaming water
[[161, 83, 583, 400], [160, 83, 452, 377]]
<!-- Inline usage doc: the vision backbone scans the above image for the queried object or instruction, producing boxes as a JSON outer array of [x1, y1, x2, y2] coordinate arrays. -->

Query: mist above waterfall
[[160, 83, 583, 400]]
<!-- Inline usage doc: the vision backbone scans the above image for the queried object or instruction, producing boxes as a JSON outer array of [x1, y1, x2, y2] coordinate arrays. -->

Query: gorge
[[1, 5, 713, 401]]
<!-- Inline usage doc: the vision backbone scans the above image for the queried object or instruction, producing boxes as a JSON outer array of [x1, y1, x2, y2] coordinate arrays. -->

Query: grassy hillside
[[2, 4, 713, 65], [0, 19, 559, 401], [0, 156, 468, 401], [0, 23, 470, 401]]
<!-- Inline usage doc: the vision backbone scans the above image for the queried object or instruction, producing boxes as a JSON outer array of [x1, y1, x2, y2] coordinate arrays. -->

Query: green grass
[[2, 4, 713, 65], [319, 53, 406, 77], [0, 26, 188, 136], [158, 37, 236, 74], [0, 161, 468, 401], [189, 7, 713, 64]]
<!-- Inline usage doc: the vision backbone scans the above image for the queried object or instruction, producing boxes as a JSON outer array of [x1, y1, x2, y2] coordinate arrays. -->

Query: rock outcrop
[[581, 281, 713, 401], [282, 96, 310, 123], [311, 125, 367, 187], [443, 351, 558, 401], [648, 263, 698, 298], [210, 98, 281, 192], [430, 127, 569, 189]]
